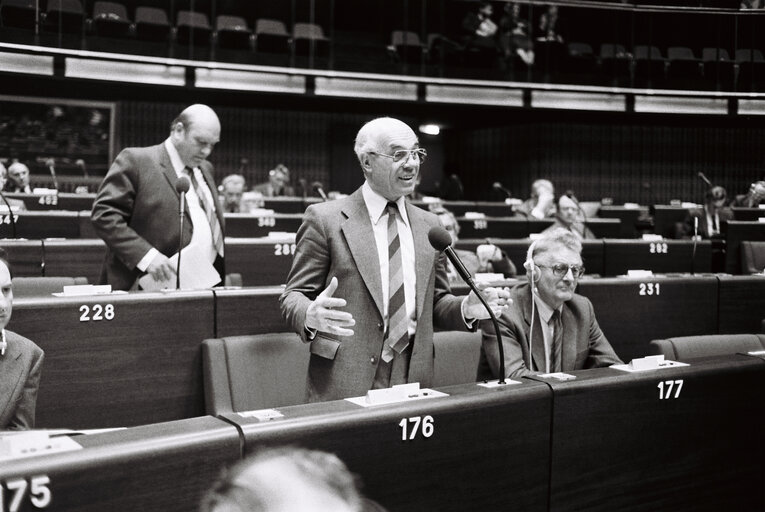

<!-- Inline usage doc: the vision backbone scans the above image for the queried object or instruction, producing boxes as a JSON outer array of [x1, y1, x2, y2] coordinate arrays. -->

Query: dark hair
[[705, 186, 727, 202]]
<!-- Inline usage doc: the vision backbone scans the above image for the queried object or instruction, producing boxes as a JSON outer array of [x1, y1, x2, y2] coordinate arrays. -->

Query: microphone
[[312, 181, 328, 201], [0, 191, 17, 239], [428, 226, 506, 384], [492, 182, 512, 199], [691, 216, 699, 275], [698, 172, 713, 188], [175, 177, 191, 290], [45, 158, 59, 191], [75, 159, 89, 178]]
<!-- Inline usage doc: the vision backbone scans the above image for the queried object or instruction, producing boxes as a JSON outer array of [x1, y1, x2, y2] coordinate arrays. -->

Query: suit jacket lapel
[[158, 144, 192, 220], [0, 346, 24, 424], [521, 286, 547, 372], [406, 202, 432, 320], [341, 189, 384, 319]]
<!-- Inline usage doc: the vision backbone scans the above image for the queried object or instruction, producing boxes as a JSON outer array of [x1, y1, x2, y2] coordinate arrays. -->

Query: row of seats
[[0, 0, 329, 53]]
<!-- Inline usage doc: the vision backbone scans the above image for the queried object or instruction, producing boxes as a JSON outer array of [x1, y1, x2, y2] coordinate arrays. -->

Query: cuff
[[136, 248, 159, 272], [460, 296, 477, 330]]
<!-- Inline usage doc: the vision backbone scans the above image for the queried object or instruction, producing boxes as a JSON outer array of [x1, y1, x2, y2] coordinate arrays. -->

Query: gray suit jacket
[[0, 331, 44, 430], [91, 143, 224, 290], [478, 283, 622, 380], [280, 187, 470, 402]]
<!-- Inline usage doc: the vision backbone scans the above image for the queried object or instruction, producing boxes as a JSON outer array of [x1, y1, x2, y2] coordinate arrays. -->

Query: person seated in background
[[252, 164, 295, 197], [542, 193, 595, 239], [0, 163, 27, 211], [462, 1, 500, 53], [499, 2, 535, 65], [478, 228, 622, 380], [0, 249, 44, 430], [219, 174, 247, 213], [730, 180, 765, 208], [431, 205, 517, 281], [515, 179, 556, 219], [5, 162, 32, 194], [200, 446, 383, 512], [679, 185, 733, 239]]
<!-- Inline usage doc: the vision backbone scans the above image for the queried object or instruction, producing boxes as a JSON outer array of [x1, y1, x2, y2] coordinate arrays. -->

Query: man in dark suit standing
[[280, 117, 509, 403], [478, 228, 621, 380], [91, 104, 225, 291]]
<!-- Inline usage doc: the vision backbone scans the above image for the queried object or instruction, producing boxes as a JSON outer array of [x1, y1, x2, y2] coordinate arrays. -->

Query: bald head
[[354, 117, 417, 164], [170, 104, 221, 169], [7, 162, 30, 189]]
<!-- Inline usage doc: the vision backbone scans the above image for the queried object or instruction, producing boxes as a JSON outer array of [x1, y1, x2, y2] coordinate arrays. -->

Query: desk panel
[[2, 239, 43, 277], [225, 382, 551, 512], [717, 275, 765, 333], [6, 192, 96, 212], [225, 238, 294, 286], [653, 205, 691, 239], [8, 291, 215, 428], [457, 217, 529, 239], [731, 207, 765, 222], [261, 197, 314, 213], [724, 221, 765, 274], [214, 287, 286, 338], [0, 211, 81, 239], [42, 239, 105, 283], [576, 276, 719, 362], [585, 218, 620, 238], [534, 356, 765, 511], [603, 239, 712, 275], [598, 206, 648, 239], [224, 213, 304, 238], [0, 417, 240, 512]]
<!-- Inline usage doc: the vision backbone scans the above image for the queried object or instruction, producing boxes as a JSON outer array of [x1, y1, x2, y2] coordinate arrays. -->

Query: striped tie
[[185, 167, 224, 257], [550, 310, 563, 372], [382, 201, 409, 363]]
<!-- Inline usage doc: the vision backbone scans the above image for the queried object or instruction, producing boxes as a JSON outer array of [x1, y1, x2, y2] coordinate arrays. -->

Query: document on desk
[[138, 245, 220, 291]]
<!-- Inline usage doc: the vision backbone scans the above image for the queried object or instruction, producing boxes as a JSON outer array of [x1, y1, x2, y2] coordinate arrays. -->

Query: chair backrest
[[634, 45, 662, 60], [177, 10, 209, 29], [735, 48, 765, 62], [741, 241, 765, 274], [600, 43, 626, 59], [568, 42, 593, 57], [135, 6, 168, 25], [202, 333, 310, 415], [255, 18, 288, 36], [293, 22, 326, 40], [668, 46, 695, 60], [391, 30, 421, 47], [47, 0, 83, 14], [12, 276, 88, 298], [702, 47, 731, 62], [433, 330, 482, 387], [649, 334, 765, 361], [93, 1, 128, 20], [216, 14, 248, 32]]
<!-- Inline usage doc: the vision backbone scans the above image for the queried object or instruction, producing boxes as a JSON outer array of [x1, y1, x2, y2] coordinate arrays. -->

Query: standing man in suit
[[478, 228, 621, 380], [91, 104, 225, 291], [680, 185, 733, 239], [0, 250, 44, 430], [280, 117, 510, 402]]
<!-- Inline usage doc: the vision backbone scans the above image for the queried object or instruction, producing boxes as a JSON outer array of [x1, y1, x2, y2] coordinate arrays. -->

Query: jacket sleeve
[[480, 315, 534, 380], [7, 346, 44, 430], [584, 298, 623, 368]]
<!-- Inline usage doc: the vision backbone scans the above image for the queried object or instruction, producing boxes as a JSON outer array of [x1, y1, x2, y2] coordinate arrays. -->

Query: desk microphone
[[697, 172, 713, 188], [428, 226, 506, 384], [45, 158, 59, 191], [492, 182, 512, 199], [75, 159, 89, 178], [175, 176, 191, 290], [691, 216, 698, 275], [312, 181, 328, 201]]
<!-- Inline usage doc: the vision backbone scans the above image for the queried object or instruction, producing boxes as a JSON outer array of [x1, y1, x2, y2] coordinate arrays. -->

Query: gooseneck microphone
[[175, 176, 191, 290], [492, 182, 512, 199], [698, 172, 713, 188], [312, 181, 328, 201], [428, 226, 506, 384], [45, 158, 59, 191]]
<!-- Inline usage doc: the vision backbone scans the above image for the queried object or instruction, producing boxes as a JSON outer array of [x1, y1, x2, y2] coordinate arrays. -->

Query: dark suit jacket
[[542, 218, 596, 239], [252, 182, 295, 197], [455, 248, 516, 278], [0, 331, 44, 430], [477, 283, 622, 380], [280, 187, 471, 402], [91, 143, 225, 290], [679, 206, 734, 239]]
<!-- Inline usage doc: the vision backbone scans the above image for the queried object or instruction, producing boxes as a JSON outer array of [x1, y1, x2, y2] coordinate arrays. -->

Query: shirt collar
[[164, 138, 187, 176], [0, 329, 6, 356], [362, 181, 410, 227], [533, 293, 560, 325]]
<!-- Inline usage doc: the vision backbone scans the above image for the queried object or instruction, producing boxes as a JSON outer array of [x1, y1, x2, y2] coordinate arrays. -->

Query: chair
[[254, 18, 290, 54], [215, 14, 251, 50], [42, 0, 85, 33], [175, 10, 212, 46], [561, 42, 598, 82], [666, 46, 702, 87], [741, 241, 765, 274], [390, 30, 426, 64], [0, 0, 37, 29], [735, 48, 765, 91], [134, 6, 171, 41], [433, 330, 482, 387], [633, 45, 666, 87], [292, 22, 329, 57], [599, 43, 632, 86], [12, 276, 88, 298], [91, 1, 130, 38], [702, 47, 735, 90], [649, 334, 765, 361], [202, 333, 310, 415]]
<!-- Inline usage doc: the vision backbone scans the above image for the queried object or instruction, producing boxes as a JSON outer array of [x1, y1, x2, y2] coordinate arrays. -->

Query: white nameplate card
[[346, 383, 447, 407], [239, 408, 284, 421], [463, 211, 487, 219], [55, 284, 115, 297], [641, 234, 663, 241], [0, 432, 82, 461], [537, 372, 577, 381], [626, 270, 654, 278], [477, 378, 522, 388], [611, 355, 689, 373]]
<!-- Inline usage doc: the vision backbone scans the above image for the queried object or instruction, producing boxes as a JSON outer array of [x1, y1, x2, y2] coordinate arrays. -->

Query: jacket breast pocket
[[310, 334, 340, 360]]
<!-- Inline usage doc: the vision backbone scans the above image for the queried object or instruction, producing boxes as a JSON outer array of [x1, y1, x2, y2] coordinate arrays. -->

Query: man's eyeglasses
[[537, 263, 585, 279], [369, 148, 427, 164]]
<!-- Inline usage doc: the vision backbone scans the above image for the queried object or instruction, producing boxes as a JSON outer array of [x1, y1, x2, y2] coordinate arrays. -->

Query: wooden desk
[[261, 197, 316, 213], [225, 237, 295, 286], [6, 192, 96, 212], [576, 276, 719, 362], [717, 275, 765, 333], [602, 239, 712, 275], [224, 213, 304, 238], [731, 207, 765, 222], [0, 211, 81, 239], [214, 287, 287, 338], [653, 204, 692, 239], [457, 216, 530, 239], [8, 291, 215, 428], [412, 200, 515, 217], [532, 355, 765, 511], [0, 417, 240, 512], [599, 205, 649, 239], [42, 239, 105, 283], [224, 381, 552, 512], [724, 221, 765, 274], [2, 239, 43, 277]]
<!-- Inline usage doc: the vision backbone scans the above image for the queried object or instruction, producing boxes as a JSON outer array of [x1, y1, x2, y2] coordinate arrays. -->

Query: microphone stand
[[176, 193, 186, 290]]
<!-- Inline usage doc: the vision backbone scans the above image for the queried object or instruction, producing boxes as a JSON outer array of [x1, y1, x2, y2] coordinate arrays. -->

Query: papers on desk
[[0, 431, 82, 461], [53, 284, 121, 297], [239, 408, 284, 421], [346, 383, 448, 407], [138, 245, 220, 291], [611, 355, 689, 373]]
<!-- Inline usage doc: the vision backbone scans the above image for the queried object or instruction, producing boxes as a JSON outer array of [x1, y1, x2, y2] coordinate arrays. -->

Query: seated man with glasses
[[478, 228, 622, 380]]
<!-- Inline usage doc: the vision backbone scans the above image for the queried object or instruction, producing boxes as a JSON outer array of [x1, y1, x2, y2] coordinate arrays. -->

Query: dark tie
[[550, 310, 563, 372], [382, 202, 409, 362], [712, 214, 719, 235], [184, 167, 224, 257]]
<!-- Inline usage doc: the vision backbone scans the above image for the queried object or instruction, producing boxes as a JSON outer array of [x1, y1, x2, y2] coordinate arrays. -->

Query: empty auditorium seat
[[12, 276, 88, 298], [0, 0, 37, 29], [292, 22, 329, 57], [735, 48, 765, 91], [42, 0, 85, 33], [433, 330, 482, 387], [561, 42, 598, 81], [741, 241, 765, 274], [666, 46, 702, 87], [215, 14, 251, 49], [202, 333, 309, 415], [649, 334, 765, 361], [134, 6, 171, 41], [254, 18, 290, 53], [390, 30, 426, 64], [599, 43, 632, 85], [633, 45, 666, 87], [702, 47, 735, 90], [175, 10, 212, 46], [90, 1, 130, 37]]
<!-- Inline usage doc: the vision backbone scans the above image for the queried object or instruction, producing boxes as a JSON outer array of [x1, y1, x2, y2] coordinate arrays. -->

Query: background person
[[730, 180, 765, 208], [680, 185, 733, 239], [5, 162, 32, 194], [542, 193, 595, 239], [516, 178, 556, 219], [220, 174, 247, 213], [252, 164, 295, 197]]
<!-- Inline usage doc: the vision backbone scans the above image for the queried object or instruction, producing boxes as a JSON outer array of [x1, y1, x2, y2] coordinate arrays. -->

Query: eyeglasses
[[369, 148, 427, 164], [537, 263, 585, 279]]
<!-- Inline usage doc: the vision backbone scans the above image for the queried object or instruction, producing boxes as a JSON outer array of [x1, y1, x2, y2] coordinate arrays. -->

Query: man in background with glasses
[[478, 228, 621, 380], [281, 117, 509, 403]]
